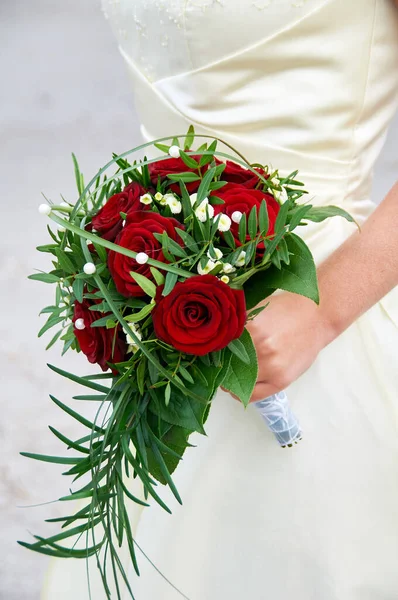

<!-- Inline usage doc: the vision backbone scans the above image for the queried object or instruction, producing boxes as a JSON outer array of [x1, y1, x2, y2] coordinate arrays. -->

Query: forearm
[[318, 181, 398, 343]]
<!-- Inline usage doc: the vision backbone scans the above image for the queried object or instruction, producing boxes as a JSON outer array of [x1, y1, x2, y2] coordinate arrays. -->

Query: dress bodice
[[102, 0, 398, 265]]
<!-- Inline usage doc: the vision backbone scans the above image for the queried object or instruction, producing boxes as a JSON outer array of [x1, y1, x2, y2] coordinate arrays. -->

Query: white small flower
[[231, 210, 243, 224], [136, 252, 149, 265], [195, 199, 214, 222], [235, 250, 246, 267], [197, 259, 216, 275], [165, 194, 182, 214], [86, 239, 92, 246], [140, 193, 153, 205], [60, 201, 70, 208], [38, 203, 51, 216], [273, 187, 288, 203], [154, 191, 165, 203], [123, 323, 142, 353], [169, 145, 181, 158], [83, 262, 96, 275], [207, 247, 223, 261], [217, 213, 232, 232], [220, 275, 230, 284], [75, 318, 85, 330], [222, 262, 236, 274], [189, 192, 198, 206], [57, 226, 66, 233], [270, 176, 280, 187]]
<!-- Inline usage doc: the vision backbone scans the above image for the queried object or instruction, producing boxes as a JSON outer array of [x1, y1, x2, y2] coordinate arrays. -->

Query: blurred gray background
[[1, 1, 397, 599]]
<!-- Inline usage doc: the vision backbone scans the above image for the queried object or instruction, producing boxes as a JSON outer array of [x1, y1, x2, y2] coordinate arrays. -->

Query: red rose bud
[[108, 211, 184, 298], [152, 274, 246, 355], [92, 181, 146, 242], [148, 156, 207, 194], [213, 183, 280, 252], [217, 159, 269, 189], [72, 300, 127, 371]]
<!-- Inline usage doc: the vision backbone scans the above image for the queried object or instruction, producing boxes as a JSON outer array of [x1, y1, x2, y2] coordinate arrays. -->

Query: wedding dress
[[42, 0, 398, 598]]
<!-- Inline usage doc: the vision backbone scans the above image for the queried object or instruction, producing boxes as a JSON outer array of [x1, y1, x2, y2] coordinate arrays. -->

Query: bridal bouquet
[[20, 127, 354, 597]]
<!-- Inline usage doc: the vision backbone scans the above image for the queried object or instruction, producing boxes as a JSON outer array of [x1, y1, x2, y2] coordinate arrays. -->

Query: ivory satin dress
[[43, 1, 398, 598]]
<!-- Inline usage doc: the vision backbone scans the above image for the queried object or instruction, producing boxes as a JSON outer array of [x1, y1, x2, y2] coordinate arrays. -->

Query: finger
[[250, 381, 282, 403]]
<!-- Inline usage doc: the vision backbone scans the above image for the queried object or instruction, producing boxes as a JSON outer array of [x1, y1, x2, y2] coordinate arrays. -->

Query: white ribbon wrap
[[253, 391, 302, 448]]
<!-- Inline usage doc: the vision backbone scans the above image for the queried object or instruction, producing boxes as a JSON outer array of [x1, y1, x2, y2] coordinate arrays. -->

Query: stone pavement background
[[1, 1, 397, 598]]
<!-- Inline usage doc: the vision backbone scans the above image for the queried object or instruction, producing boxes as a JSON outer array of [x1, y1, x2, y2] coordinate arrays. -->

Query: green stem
[[49, 213, 194, 280]]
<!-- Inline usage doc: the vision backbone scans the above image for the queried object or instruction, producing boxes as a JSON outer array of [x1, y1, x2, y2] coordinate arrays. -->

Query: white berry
[[231, 210, 243, 224], [75, 318, 85, 330], [83, 262, 96, 275], [38, 203, 51, 216], [169, 145, 181, 158], [136, 252, 149, 265]]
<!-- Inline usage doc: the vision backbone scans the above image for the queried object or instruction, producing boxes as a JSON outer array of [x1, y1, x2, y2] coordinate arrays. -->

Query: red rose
[[152, 274, 246, 355], [108, 211, 184, 297], [218, 159, 268, 189], [148, 156, 206, 194], [213, 184, 280, 250], [72, 300, 126, 371], [92, 182, 146, 241]]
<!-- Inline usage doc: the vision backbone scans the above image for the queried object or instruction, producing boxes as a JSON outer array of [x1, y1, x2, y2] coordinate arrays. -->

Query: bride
[[43, 0, 398, 598]]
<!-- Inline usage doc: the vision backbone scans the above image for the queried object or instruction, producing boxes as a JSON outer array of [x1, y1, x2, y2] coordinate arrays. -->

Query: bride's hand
[[244, 291, 336, 403]]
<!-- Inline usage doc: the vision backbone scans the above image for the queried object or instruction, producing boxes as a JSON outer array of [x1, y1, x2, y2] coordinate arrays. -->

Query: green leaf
[[222, 329, 258, 407], [179, 150, 199, 169], [72, 153, 84, 196], [275, 199, 290, 233], [47, 364, 111, 393], [288, 203, 312, 231], [303, 205, 356, 224], [199, 140, 218, 167], [28, 273, 61, 284], [55, 249, 76, 274], [20, 452, 83, 465], [175, 228, 199, 253], [149, 267, 165, 286], [124, 303, 154, 323], [178, 365, 194, 384], [129, 271, 156, 298], [227, 337, 251, 364], [247, 205, 258, 240], [45, 329, 62, 350], [72, 277, 84, 303], [244, 232, 319, 309], [49, 394, 106, 432], [92, 240, 108, 264], [259, 199, 269, 234], [238, 213, 247, 244], [167, 172, 201, 183], [137, 357, 146, 395], [223, 229, 236, 249], [162, 272, 178, 296], [184, 125, 195, 150], [196, 165, 217, 203], [154, 142, 170, 153], [164, 382, 171, 407], [38, 316, 64, 338]]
